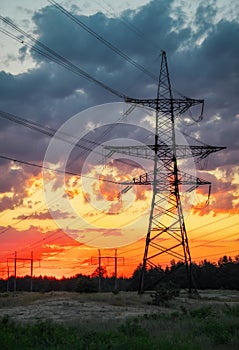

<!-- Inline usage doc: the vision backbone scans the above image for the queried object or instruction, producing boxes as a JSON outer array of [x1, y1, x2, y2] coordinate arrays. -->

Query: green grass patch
[[1, 304, 239, 350]]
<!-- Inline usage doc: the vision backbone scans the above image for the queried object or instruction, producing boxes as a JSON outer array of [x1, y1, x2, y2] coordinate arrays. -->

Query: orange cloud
[[65, 188, 80, 199], [191, 170, 239, 216], [83, 191, 91, 204]]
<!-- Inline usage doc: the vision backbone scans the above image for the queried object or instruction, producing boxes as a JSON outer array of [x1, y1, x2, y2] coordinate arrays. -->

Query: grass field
[[0, 290, 238, 349]]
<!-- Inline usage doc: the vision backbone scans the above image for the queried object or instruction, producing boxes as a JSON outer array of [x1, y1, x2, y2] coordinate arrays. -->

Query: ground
[[0, 289, 239, 324]]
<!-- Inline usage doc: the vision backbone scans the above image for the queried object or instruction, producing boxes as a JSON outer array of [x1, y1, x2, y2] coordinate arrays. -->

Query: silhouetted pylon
[[104, 51, 225, 294]]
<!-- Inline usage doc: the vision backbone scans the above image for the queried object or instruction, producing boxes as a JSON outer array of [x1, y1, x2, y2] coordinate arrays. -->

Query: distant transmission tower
[[104, 51, 225, 294]]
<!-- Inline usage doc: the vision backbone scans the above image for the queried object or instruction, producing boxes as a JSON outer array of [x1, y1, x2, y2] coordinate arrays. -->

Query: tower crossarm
[[104, 144, 155, 160], [118, 170, 211, 195], [104, 144, 226, 162], [124, 97, 204, 115], [177, 171, 211, 192], [190, 145, 226, 160]]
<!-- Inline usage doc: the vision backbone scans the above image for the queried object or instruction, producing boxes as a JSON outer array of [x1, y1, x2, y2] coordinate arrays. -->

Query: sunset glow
[[0, 0, 238, 280]]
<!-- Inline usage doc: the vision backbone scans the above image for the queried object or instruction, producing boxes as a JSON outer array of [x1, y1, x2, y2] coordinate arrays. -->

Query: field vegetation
[[0, 256, 238, 349], [0, 289, 239, 349]]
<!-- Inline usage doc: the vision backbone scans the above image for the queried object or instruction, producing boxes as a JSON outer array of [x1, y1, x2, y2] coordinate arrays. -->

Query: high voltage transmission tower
[[104, 51, 225, 294]]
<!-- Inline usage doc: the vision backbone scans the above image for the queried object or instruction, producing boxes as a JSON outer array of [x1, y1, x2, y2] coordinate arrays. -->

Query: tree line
[[0, 255, 238, 293]]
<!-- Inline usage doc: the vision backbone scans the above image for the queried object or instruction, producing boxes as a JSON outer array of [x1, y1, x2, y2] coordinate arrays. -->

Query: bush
[[75, 276, 98, 293], [150, 282, 180, 306], [189, 306, 215, 319]]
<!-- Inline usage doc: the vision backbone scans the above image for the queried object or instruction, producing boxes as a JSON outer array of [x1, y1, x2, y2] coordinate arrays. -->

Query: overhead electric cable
[[0, 18, 195, 104], [0, 108, 149, 173], [0, 109, 101, 152], [0, 154, 118, 184], [192, 249, 239, 261], [191, 231, 239, 249], [189, 213, 238, 233], [0, 17, 125, 99], [47, 1, 187, 98], [190, 221, 239, 242], [47, 0, 158, 81], [95, 0, 163, 54]]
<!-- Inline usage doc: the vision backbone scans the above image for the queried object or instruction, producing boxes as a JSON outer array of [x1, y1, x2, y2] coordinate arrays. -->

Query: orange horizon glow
[[0, 211, 238, 280], [0, 165, 238, 280]]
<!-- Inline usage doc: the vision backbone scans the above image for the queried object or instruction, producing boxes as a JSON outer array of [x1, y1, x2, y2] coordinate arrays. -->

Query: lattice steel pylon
[[104, 51, 225, 294]]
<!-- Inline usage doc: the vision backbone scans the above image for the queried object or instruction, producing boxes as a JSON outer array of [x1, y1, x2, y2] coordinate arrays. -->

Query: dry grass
[[0, 289, 238, 325], [0, 290, 239, 349]]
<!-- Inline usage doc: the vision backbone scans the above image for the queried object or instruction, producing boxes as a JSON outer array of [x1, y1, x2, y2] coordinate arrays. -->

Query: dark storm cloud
[[0, 0, 238, 214], [0, 0, 237, 119], [194, 0, 218, 38], [23, 0, 192, 102], [192, 19, 239, 109], [31, 1, 184, 69]]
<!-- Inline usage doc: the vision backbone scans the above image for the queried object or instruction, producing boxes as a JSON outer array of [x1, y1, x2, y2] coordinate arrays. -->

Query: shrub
[[150, 281, 180, 307], [75, 276, 98, 293]]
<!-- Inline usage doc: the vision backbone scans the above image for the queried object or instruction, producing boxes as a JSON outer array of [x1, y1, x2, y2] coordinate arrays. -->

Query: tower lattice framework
[[104, 51, 225, 294]]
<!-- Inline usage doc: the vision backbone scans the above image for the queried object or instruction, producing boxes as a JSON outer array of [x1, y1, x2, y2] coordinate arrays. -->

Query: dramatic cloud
[[0, 0, 237, 210], [192, 170, 239, 216], [0, 1, 238, 275]]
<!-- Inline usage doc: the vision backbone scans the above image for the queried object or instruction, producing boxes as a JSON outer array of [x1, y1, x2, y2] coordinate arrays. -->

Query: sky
[[0, 0, 238, 279]]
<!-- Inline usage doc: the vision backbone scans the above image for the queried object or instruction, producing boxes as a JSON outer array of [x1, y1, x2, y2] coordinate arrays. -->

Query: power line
[[118, 226, 239, 256], [94, 0, 170, 80], [192, 249, 239, 261], [0, 7, 201, 105], [1, 149, 234, 267], [0, 153, 117, 240], [5, 210, 235, 267], [0, 154, 118, 184], [47, 0, 188, 99], [0, 13, 231, 281], [188, 213, 238, 234], [44, 0, 185, 98], [0, 197, 148, 264], [0, 153, 116, 243], [0, 109, 108, 162], [190, 222, 239, 242], [0, 12, 171, 99], [25, 206, 147, 261], [0, 18, 125, 99], [0, 108, 149, 173], [47, 0, 158, 81], [191, 231, 239, 249], [0, 106, 151, 234], [0, 110, 148, 233], [0, 108, 151, 246]]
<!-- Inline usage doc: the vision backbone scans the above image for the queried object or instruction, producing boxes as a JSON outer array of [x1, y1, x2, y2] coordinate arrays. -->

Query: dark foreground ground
[[0, 289, 238, 349]]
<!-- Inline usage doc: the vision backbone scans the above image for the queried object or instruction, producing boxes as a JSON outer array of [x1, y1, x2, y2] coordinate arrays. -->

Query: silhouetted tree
[[1, 255, 239, 293], [75, 275, 97, 293]]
